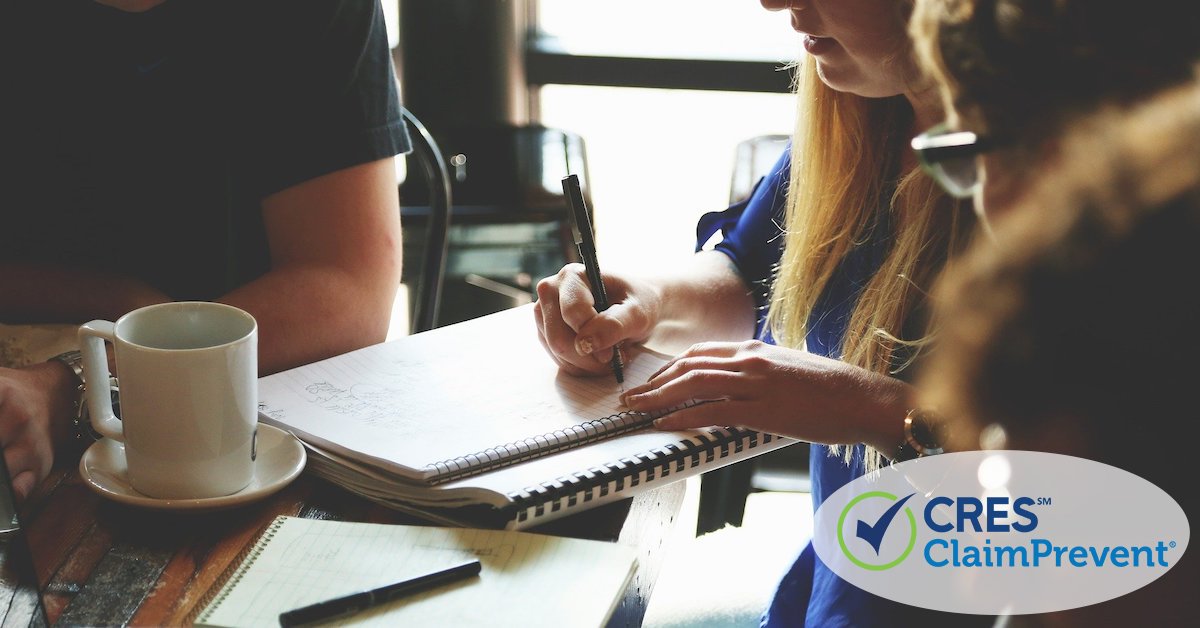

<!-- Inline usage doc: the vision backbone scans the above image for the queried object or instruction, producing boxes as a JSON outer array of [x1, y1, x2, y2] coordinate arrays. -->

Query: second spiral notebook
[[258, 305, 793, 529]]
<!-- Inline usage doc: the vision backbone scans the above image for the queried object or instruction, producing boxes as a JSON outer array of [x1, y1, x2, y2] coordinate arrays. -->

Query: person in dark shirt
[[0, 0, 411, 499]]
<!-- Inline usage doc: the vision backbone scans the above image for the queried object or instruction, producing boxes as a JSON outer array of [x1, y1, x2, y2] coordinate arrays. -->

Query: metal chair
[[399, 107, 452, 334], [399, 123, 589, 328], [729, 134, 789, 204]]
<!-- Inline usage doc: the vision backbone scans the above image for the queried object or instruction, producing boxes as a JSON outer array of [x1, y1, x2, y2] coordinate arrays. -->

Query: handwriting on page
[[257, 308, 672, 470]]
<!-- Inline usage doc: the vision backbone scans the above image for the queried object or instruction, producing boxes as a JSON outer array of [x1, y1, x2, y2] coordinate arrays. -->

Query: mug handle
[[78, 321, 124, 442]]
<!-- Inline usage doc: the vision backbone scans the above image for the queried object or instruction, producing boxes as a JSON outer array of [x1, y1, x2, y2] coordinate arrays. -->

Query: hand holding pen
[[560, 174, 625, 384]]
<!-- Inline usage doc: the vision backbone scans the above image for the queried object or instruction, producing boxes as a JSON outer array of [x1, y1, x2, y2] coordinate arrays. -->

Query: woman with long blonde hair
[[536, 1, 975, 624]]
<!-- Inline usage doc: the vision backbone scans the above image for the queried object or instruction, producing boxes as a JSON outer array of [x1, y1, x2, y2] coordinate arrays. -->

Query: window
[[536, 0, 797, 62], [532, 0, 799, 266]]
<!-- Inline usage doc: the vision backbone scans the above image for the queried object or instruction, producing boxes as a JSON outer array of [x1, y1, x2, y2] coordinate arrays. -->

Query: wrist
[[893, 407, 949, 463], [27, 359, 80, 449], [852, 373, 915, 454], [48, 351, 111, 448]]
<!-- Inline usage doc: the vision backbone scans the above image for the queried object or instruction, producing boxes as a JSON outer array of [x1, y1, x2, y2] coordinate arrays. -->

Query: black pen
[[562, 174, 625, 384], [277, 559, 481, 627]]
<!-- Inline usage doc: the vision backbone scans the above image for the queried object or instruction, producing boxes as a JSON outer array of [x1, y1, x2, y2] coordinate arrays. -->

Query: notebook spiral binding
[[424, 401, 702, 485], [192, 516, 288, 623], [505, 427, 782, 524]]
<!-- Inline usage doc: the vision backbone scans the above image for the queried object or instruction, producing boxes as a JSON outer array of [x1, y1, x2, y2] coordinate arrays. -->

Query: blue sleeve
[[694, 147, 790, 331]]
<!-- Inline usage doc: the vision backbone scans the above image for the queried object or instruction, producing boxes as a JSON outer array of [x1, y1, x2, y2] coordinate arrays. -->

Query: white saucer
[[79, 423, 306, 512]]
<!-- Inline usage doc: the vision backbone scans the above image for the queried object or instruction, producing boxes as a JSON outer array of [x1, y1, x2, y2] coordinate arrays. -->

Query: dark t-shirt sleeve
[[245, 0, 412, 197], [694, 147, 790, 330]]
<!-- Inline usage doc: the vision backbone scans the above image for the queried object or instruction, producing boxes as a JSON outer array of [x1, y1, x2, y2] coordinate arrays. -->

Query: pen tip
[[611, 346, 625, 384]]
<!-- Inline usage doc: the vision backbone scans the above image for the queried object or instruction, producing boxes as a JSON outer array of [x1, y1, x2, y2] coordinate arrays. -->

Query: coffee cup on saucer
[[79, 301, 258, 500]]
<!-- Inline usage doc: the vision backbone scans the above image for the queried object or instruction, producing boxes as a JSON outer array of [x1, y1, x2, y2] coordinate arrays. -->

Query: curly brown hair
[[922, 82, 1200, 491], [912, 0, 1200, 145]]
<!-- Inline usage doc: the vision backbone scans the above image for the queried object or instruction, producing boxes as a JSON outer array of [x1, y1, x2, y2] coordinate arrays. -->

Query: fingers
[[573, 301, 636, 356], [635, 338, 759, 388], [9, 471, 35, 502], [554, 265, 599, 331], [2, 441, 40, 502], [0, 367, 60, 501], [536, 271, 607, 373], [559, 273, 642, 356], [625, 354, 739, 397], [533, 309, 599, 377], [622, 365, 745, 412], [619, 339, 773, 416], [535, 265, 644, 374], [643, 341, 754, 380], [652, 400, 737, 431]]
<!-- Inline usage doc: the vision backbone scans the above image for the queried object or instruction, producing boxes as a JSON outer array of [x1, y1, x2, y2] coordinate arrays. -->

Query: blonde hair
[[766, 60, 972, 471]]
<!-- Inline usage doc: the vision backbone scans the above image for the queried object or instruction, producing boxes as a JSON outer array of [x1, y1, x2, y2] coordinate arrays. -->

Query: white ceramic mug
[[79, 302, 258, 500]]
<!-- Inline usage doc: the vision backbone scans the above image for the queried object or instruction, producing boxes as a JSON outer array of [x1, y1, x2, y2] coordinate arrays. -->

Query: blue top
[[697, 149, 977, 627]]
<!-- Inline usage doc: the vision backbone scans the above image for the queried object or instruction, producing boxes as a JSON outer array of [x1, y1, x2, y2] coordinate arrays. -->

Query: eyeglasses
[[911, 123, 1001, 199]]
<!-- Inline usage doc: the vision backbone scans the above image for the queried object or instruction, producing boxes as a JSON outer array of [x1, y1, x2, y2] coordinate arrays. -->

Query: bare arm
[[0, 157, 400, 499], [2, 157, 401, 374], [0, 265, 166, 500], [534, 247, 915, 454], [642, 250, 758, 353], [221, 157, 402, 375], [622, 340, 913, 453], [0, 264, 170, 324], [534, 250, 756, 375]]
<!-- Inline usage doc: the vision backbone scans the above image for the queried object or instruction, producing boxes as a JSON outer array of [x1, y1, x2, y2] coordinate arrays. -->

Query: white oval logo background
[[812, 450, 1190, 615]]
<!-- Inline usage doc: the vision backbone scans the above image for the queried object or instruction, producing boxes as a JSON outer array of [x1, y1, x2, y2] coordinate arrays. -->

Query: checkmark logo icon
[[856, 492, 915, 555], [837, 491, 919, 571]]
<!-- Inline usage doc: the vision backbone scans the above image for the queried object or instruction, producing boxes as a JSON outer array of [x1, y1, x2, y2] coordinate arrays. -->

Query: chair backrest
[[729, 134, 789, 204], [399, 107, 452, 334], [397, 123, 589, 328]]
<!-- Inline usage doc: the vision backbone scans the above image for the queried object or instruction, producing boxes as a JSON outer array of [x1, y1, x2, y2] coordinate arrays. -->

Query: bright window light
[[540, 87, 794, 268], [537, 1, 800, 269]]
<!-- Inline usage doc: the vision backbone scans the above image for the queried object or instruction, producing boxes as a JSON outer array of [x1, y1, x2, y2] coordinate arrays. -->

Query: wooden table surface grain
[[6, 463, 685, 627]]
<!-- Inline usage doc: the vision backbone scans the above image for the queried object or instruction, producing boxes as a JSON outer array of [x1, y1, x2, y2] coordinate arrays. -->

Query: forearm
[[852, 374, 916, 456], [0, 263, 169, 324], [627, 339, 918, 454], [641, 251, 758, 353], [220, 265, 398, 376], [241, 157, 402, 375]]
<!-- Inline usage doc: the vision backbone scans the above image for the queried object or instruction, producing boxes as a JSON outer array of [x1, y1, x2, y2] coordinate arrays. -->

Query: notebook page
[[196, 516, 636, 628], [258, 305, 669, 480]]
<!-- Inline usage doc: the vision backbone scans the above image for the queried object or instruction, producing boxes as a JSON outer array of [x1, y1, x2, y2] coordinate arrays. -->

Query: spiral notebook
[[194, 516, 636, 627], [258, 305, 794, 529]]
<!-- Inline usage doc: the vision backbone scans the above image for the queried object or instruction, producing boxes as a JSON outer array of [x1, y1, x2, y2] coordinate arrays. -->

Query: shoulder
[[202, 0, 383, 56]]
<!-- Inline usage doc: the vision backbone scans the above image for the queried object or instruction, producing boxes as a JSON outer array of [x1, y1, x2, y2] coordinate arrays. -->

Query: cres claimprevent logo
[[838, 491, 917, 571], [813, 451, 1190, 615]]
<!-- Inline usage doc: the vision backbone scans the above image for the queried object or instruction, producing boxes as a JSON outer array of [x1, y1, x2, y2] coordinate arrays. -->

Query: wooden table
[[6, 464, 685, 627]]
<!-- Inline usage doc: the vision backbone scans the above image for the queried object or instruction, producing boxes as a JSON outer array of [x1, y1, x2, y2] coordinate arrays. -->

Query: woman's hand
[[620, 340, 912, 451], [534, 264, 663, 377]]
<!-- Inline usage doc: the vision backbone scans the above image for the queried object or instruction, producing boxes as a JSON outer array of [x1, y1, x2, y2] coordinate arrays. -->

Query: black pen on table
[[562, 174, 625, 385], [277, 559, 481, 627]]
